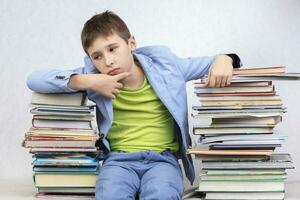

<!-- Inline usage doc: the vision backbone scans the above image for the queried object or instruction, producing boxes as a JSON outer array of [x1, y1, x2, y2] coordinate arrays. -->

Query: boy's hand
[[68, 72, 131, 99], [88, 72, 131, 99], [204, 55, 233, 88]]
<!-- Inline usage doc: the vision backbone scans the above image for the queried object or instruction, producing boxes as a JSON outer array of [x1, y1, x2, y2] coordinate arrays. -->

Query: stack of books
[[23, 92, 101, 198], [187, 66, 295, 200]]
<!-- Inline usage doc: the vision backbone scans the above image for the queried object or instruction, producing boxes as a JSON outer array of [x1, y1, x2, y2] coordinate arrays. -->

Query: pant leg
[[95, 153, 140, 200], [139, 151, 184, 200]]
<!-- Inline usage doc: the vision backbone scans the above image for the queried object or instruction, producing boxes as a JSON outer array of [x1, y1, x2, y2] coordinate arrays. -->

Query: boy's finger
[[220, 76, 227, 87], [114, 72, 131, 81], [226, 76, 232, 85], [204, 72, 211, 87], [215, 76, 221, 87], [112, 89, 120, 95], [209, 76, 216, 87], [115, 82, 123, 88], [110, 94, 116, 99]]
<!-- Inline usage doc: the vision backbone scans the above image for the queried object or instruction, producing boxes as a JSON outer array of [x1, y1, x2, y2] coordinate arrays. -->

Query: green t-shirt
[[107, 75, 179, 153]]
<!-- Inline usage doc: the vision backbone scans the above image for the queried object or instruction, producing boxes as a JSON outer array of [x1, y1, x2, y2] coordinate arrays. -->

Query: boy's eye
[[93, 55, 102, 60], [109, 47, 117, 52]]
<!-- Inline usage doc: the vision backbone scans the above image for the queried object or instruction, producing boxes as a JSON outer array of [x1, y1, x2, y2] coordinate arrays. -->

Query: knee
[[95, 176, 138, 200], [140, 184, 182, 200]]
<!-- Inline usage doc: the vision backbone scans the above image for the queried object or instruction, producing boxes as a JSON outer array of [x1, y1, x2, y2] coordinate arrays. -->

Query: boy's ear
[[128, 35, 137, 52]]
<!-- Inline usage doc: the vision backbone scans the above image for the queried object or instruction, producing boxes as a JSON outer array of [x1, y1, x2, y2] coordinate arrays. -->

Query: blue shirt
[[27, 46, 215, 184]]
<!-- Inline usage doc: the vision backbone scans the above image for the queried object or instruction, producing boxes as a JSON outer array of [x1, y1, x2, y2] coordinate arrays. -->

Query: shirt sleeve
[[26, 67, 85, 93], [174, 54, 216, 82], [174, 52, 242, 82], [26, 56, 98, 93]]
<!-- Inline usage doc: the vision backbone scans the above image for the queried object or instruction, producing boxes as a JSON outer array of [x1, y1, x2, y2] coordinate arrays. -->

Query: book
[[34, 166, 98, 172], [232, 66, 286, 75], [187, 149, 273, 156], [24, 140, 97, 148], [200, 100, 282, 107], [195, 155, 269, 162], [37, 187, 95, 194], [27, 128, 96, 136], [201, 161, 294, 170], [194, 85, 274, 94], [198, 95, 282, 101], [196, 91, 276, 97], [210, 144, 280, 150], [32, 119, 93, 130], [34, 173, 98, 187], [198, 134, 286, 144], [211, 116, 282, 125], [192, 110, 284, 119], [31, 92, 88, 106], [33, 115, 94, 121], [192, 107, 285, 114], [198, 95, 282, 107], [234, 73, 300, 80], [193, 105, 283, 110], [201, 169, 286, 175], [197, 180, 285, 192], [29, 147, 98, 153], [193, 127, 274, 135], [204, 192, 284, 200], [199, 174, 286, 181], [195, 80, 273, 87], [30, 106, 94, 117]]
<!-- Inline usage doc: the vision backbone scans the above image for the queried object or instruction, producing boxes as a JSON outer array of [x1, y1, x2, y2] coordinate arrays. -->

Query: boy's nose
[[105, 57, 114, 67]]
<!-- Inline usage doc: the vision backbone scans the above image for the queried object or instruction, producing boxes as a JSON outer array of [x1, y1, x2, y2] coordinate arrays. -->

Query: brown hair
[[81, 11, 131, 54]]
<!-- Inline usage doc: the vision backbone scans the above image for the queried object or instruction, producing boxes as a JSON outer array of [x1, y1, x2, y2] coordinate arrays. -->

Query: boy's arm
[[174, 52, 241, 86], [68, 72, 130, 99], [27, 67, 85, 93], [27, 56, 130, 98]]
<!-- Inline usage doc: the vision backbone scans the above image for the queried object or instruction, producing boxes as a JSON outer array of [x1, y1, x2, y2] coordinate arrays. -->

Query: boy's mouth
[[108, 68, 120, 76]]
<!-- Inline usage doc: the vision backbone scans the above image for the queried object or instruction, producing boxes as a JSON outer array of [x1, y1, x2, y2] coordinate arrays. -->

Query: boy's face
[[87, 33, 136, 76]]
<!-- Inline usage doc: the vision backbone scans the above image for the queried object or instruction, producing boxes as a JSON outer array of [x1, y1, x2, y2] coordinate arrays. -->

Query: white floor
[[1, 179, 299, 199]]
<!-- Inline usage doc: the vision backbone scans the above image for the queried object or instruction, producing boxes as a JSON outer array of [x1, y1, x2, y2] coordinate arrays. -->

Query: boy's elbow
[[26, 71, 46, 93]]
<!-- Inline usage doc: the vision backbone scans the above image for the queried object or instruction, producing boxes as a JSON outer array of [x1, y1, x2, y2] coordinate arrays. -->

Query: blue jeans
[[95, 150, 184, 200]]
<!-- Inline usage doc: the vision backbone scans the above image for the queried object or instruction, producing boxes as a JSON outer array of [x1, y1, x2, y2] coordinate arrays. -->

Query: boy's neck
[[121, 59, 144, 89]]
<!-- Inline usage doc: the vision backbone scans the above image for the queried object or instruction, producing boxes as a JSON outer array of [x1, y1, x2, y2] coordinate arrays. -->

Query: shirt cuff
[[225, 53, 242, 68]]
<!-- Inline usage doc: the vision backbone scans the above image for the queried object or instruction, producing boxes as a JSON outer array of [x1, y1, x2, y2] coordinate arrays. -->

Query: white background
[[0, 0, 299, 188]]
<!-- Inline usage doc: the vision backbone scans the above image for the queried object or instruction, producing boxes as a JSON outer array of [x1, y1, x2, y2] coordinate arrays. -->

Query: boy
[[27, 11, 241, 200]]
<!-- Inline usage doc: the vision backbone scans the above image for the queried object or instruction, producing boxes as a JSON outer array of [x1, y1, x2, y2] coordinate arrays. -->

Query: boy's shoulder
[[135, 45, 175, 59]]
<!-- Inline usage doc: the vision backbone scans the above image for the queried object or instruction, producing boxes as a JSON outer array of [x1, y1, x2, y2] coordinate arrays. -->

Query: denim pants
[[95, 150, 184, 200]]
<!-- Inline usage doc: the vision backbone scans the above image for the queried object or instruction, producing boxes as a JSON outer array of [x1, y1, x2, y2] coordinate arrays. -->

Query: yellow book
[[34, 173, 98, 187]]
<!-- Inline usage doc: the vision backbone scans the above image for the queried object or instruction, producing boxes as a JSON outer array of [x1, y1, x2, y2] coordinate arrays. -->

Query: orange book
[[233, 66, 286, 75], [187, 149, 273, 156], [197, 91, 276, 97]]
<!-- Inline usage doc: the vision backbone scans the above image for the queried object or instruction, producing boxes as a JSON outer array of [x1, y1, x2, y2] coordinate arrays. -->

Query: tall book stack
[[187, 67, 296, 200], [23, 92, 101, 198]]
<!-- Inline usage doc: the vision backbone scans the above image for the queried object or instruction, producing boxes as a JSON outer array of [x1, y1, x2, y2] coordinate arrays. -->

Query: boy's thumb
[[115, 72, 131, 81]]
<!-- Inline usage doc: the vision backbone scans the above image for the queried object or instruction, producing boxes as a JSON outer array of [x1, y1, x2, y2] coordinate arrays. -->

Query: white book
[[30, 147, 98, 153], [201, 169, 286, 175], [193, 127, 273, 135], [25, 140, 97, 148], [32, 119, 92, 130], [198, 95, 282, 101], [198, 181, 284, 192], [199, 174, 286, 181], [205, 192, 284, 200], [194, 85, 274, 93], [31, 92, 87, 106], [199, 134, 286, 144]]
